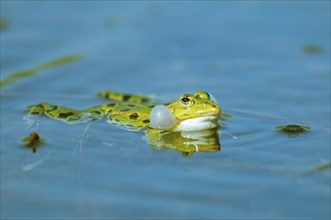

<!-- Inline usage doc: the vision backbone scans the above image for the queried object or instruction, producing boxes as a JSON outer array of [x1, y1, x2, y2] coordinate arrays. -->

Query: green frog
[[26, 90, 222, 155], [27, 90, 221, 132]]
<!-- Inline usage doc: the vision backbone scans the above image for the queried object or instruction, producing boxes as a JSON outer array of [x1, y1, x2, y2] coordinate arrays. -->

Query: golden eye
[[179, 95, 194, 107]]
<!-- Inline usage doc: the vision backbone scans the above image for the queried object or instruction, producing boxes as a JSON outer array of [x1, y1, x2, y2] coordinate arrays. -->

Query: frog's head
[[149, 91, 221, 132]]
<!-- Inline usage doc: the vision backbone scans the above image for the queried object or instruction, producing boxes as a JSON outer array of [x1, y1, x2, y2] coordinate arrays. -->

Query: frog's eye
[[179, 95, 194, 107]]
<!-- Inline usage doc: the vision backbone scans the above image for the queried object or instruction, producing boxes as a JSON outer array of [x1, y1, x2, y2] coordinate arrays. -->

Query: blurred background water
[[1, 1, 330, 219]]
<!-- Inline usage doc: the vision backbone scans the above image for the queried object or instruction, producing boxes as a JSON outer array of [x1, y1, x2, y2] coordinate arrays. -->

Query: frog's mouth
[[174, 115, 219, 132]]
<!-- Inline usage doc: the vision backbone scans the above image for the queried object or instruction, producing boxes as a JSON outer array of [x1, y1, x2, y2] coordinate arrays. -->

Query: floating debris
[[303, 44, 323, 54], [22, 132, 46, 153], [0, 18, 9, 31], [313, 161, 331, 172], [303, 161, 331, 175], [276, 124, 310, 134], [275, 124, 310, 137]]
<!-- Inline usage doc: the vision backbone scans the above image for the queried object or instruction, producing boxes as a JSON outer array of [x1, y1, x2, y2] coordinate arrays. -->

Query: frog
[[27, 90, 221, 132]]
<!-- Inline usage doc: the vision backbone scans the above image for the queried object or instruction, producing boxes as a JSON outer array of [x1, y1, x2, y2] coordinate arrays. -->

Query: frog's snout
[[210, 103, 221, 116], [210, 103, 217, 108]]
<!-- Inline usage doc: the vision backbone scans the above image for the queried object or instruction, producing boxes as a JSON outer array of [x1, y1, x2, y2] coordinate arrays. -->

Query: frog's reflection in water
[[144, 128, 221, 156]]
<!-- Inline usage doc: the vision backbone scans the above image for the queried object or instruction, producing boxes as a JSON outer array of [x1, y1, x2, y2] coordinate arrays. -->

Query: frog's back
[[101, 103, 154, 130]]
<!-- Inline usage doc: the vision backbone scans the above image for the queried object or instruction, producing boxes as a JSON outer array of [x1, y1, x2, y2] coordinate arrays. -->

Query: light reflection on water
[[1, 1, 330, 219]]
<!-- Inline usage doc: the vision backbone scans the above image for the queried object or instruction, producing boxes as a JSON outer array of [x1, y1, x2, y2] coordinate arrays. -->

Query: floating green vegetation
[[0, 54, 82, 88], [0, 18, 9, 31], [303, 161, 331, 175], [22, 132, 46, 153], [314, 161, 331, 171], [275, 124, 310, 134], [37, 54, 82, 69], [221, 113, 233, 118], [303, 44, 323, 54]]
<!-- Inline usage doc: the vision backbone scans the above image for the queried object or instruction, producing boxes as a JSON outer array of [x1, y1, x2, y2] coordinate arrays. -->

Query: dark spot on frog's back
[[58, 112, 74, 118], [129, 113, 139, 119], [90, 110, 102, 115], [141, 98, 150, 103], [123, 95, 131, 101], [107, 103, 116, 107], [30, 111, 41, 115], [143, 119, 150, 124]]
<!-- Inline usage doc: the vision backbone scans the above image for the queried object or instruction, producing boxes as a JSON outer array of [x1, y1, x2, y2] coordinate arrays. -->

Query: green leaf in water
[[37, 54, 82, 69], [0, 69, 39, 87], [0, 54, 82, 88], [314, 161, 331, 172], [303, 161, 331, 175]]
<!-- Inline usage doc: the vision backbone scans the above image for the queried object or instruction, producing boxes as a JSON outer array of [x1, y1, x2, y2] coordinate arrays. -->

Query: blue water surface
[[1, 1, 330, 219]]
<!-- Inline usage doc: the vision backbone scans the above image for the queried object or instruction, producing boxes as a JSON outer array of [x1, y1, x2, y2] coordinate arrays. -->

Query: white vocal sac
[[149, 105, 177, 130]]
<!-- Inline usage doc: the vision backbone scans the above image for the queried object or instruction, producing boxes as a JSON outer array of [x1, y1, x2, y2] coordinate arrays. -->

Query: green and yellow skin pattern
[[27, 90, 221, 132]]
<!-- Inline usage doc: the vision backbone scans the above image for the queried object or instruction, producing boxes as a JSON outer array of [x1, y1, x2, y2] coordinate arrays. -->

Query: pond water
[[1, 1, 330, 219]]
